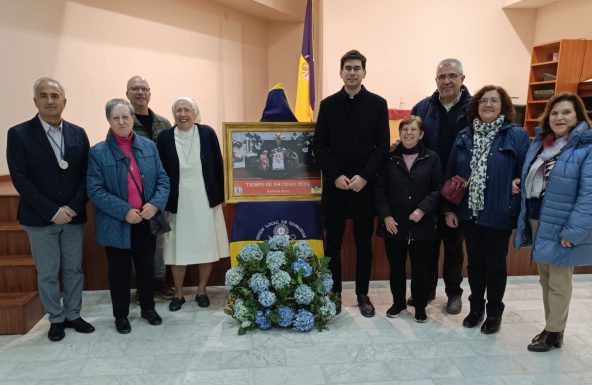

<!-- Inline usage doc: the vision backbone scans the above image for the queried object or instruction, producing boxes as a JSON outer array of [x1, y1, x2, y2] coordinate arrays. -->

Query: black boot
[[527, 330, 563, 352], [480, 315, 502, 334]]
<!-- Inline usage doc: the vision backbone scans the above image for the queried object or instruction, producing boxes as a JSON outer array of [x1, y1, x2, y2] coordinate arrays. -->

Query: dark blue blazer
[[156, 124, 224, 213], [7, 115, 90, 226]]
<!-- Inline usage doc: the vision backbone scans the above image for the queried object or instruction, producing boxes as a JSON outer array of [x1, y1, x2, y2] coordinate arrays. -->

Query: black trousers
[[431, 217, 464, 297], [324, 217, 373, 295], [105, 221, 156, 318], [385, 239, 439, 310], [461, 221, 511, 317]]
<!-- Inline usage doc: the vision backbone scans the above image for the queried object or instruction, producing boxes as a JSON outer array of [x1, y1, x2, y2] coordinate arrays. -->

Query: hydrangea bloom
[[318, 296, 337, 318], [293, 309, 315, 332], [258, 290, 276, 307], [255, 309, 272, 330], [233, 298, 251, 322], [238, 244, 264, 262], [268, 235, 289, 250], [277, 306, 295, 327], [225, 266, 244, 288], [248, 273, 270, 294], [294, 240, 313, 259], [227, 237, 335, 334], [271, 270, 292, 290], [294, 284, 315, 305], [291, 259, 312, 277], [320, 273, 334, 294], [266, 251, 286, 271]]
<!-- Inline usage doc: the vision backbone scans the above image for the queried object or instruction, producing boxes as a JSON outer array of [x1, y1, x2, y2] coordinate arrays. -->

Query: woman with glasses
[[444, 85, 529, 334], [374, 115, 443, 323], [514, 93, 592, 352], [87, 99, 169, 334]]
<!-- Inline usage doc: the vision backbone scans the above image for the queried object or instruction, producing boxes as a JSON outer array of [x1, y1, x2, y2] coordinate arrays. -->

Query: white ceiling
[[502, 0, 561, 9], [208, 0, 306, 21]]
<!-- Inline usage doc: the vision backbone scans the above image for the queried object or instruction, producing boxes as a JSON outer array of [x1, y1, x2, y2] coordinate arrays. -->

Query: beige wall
[[319, 0, 536, 111], [0, 0, 301, 174], [267, 21, 302, 110], [2, 0, 591, 175], [534, 0, 592, 44]]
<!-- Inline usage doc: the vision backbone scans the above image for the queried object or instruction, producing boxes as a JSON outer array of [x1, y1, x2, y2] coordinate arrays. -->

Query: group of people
[[7, 76, 228, 340], [314, 50, 592, 353], [7, 51, 592, 353]]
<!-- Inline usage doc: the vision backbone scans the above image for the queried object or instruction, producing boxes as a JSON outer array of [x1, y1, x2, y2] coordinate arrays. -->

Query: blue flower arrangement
[[225, 235, 337, 334]]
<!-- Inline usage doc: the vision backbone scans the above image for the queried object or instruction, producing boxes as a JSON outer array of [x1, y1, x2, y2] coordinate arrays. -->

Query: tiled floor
[[2, 276, 592, 385]]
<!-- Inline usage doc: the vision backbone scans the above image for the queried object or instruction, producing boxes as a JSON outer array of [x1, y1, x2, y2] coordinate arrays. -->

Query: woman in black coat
[[375, 115, 443, 322], [156, 97, 229, 312]]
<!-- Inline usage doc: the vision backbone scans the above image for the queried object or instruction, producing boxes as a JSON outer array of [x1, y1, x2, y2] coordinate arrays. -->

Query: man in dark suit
[[411, 59, 471, 315], [313, 50, 390, 317], [6, 77, 94, 341]]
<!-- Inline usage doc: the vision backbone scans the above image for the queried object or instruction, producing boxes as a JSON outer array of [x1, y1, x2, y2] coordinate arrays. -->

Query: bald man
[[125, 75, 174, 300]]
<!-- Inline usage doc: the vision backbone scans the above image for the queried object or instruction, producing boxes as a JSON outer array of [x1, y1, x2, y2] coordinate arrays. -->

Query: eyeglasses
[[436, 73, 462, 81], [343, 65, 363, 73], [128, 87, 150, 93], [478, 97, 501, 105]]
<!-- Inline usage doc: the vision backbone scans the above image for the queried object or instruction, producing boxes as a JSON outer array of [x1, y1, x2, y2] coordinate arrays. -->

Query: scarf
[[524, 134, 568, 199], [468, 114, 505, 215], [113, 131, 143, 210]]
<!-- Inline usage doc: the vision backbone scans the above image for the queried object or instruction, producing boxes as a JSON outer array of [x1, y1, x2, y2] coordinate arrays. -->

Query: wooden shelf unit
[[525, 39, 590, 136]]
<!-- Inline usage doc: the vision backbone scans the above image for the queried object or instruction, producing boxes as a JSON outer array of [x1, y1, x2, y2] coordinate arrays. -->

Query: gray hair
[[33, 77, 65, 96], [437, 58, 464, 75], [172, 97, 201, 123], [105, 98, 135, 120]]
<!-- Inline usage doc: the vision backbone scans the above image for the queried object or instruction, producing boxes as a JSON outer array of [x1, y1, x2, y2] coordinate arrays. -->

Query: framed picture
[[223, 122, 321, 202]]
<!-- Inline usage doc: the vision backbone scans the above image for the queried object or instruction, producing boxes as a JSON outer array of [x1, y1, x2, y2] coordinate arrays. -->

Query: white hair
[[33, 77, 65, 96], [437, 58, 464, 75], [172, 97, 201, 123]]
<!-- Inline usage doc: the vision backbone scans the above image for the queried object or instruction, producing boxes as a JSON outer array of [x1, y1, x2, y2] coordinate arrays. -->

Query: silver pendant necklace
[[46, 127, 68, 169], [179, 125, 196, 162]]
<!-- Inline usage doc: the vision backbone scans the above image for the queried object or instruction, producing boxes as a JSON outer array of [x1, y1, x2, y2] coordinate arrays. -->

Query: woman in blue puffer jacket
[[514, 92, 592, 352]]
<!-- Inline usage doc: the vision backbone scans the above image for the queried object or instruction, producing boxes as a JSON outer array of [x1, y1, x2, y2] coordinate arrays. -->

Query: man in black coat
[[6, 78, 94, 341], [410, 58, 472, 315], [313, 50, 389, 317]]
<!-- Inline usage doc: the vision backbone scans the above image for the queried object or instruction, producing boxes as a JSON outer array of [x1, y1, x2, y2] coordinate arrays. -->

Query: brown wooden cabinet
[[525, 39, 591, 136]]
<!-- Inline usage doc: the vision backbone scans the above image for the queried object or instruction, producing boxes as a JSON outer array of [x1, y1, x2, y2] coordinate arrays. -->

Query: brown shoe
[[527, 330, 563, 352], [154, 279, 175, 300]]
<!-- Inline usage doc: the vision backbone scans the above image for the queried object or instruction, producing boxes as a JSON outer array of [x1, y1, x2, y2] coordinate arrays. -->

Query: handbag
[[127, 162, 171, 236], [148, 210, 171, 236], [440, 175, 470, 205], [441, 150, 489, 205]]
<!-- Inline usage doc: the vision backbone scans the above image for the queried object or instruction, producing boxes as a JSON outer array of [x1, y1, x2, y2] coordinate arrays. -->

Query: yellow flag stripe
[[295, 55, 313, 122]]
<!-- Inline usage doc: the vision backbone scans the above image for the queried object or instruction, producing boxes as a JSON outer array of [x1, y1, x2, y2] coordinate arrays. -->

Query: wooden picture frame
[[223, 122, 321, 203]]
